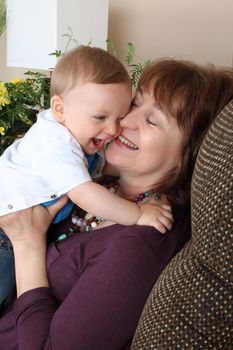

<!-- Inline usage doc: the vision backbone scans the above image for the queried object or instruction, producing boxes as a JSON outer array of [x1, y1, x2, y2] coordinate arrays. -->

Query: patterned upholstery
[[131, 100, 233, 349]]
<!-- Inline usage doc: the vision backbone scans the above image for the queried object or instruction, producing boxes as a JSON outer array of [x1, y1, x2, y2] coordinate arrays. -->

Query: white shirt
[[0, 109, 104, 216]]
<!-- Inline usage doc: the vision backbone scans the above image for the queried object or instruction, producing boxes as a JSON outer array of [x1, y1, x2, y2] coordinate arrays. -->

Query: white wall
[[1, 0, 233, 81], [6, 0, 108, 70], [108, 0, 233, 66]]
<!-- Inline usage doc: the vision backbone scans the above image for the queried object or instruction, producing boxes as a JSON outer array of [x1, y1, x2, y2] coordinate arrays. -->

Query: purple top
[[0, 208, 190, 350]]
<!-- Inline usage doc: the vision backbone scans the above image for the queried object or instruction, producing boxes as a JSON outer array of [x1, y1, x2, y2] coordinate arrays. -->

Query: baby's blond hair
[[50, 45, 131, 97]]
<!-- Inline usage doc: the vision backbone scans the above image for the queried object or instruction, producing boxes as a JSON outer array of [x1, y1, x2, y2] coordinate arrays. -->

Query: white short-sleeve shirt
[[0, 109, 104, 216]]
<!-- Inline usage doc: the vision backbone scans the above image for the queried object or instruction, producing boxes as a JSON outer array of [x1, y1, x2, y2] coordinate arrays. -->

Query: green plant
[[0, 0, 6, 36], [49, 26, 90, 58], [125, 42, 150, 87], [50, 34, 149, 87], [107, 39, 150, 87], [0, 72, 50, 154]]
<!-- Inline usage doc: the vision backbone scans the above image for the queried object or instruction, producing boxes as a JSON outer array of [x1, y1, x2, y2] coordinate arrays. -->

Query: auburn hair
[[50, 45, 131, 97], [138, 59, 233, 206]]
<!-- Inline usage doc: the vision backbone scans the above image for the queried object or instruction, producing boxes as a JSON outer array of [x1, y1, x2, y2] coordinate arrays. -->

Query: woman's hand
[[0, 196, 68, 297], [0, 196, 68, 245]]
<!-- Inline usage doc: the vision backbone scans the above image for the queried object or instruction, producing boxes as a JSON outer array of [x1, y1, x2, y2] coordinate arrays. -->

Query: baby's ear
[[51, 95, 65, 123]]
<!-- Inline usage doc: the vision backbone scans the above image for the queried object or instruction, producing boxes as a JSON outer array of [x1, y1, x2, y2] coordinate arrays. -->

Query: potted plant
[[0, 72, 50, 154]]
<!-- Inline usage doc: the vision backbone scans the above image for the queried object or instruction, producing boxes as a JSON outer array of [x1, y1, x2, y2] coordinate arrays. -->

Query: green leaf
[[49, 49, 63, 57], [106, 38, 117, 56], [0, 0, 6, 36], [125, 42, 135, 65]]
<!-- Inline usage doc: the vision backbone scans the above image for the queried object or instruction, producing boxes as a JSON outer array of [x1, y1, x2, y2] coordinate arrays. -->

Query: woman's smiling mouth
[[117, 135, 139, 150]]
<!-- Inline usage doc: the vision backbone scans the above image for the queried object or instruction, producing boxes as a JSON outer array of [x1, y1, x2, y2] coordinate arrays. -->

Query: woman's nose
[[120, 109, 138, 129]]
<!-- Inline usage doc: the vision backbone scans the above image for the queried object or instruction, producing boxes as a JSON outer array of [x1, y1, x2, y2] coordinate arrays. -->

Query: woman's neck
[[117, 175, 158, 199]]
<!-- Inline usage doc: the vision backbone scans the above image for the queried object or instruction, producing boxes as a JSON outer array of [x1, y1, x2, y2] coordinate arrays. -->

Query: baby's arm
[[69, 181, 140, 226], [68, 182, 172, 232]]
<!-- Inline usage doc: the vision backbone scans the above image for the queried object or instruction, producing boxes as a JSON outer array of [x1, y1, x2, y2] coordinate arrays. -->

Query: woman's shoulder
[[47, 198, 191, 283], [50, 204, 190, 264], [141, 204, 191, 261], [48, 203, 190, 251], [46, 207, 190, 303]]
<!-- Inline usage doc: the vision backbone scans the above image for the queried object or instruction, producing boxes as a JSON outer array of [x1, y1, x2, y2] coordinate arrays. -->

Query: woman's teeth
[[118, 135, 138, 149]]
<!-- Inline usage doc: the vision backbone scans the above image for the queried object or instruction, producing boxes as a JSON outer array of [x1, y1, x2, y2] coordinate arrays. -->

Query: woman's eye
[[147, 118, 158, 126]]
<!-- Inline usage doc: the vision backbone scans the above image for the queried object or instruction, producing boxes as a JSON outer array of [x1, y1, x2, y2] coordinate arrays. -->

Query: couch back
[[131, 99, 233, 349], [192, 100, 233, 285]]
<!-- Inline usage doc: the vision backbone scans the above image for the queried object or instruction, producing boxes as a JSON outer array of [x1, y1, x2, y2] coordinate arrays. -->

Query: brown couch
[[131, 100, 233, 349]]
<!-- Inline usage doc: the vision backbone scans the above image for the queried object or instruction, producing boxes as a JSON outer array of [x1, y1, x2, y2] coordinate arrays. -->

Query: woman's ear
[[51, 95, 65, 123]]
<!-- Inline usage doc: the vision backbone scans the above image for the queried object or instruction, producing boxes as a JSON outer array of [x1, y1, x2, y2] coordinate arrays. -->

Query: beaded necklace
[[57, 180, 160, 241]]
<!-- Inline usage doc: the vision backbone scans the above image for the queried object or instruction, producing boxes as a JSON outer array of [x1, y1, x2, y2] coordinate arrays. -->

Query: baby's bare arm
[[68, 182, 141, 225], [68, 183, 173, 232]]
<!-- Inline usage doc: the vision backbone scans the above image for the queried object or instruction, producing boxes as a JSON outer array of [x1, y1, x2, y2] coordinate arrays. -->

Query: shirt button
[[8, 204, 13, 209], [51, 194, 57, 199]]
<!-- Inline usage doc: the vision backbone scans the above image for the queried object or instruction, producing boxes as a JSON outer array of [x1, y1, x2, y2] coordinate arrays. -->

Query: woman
[[0, 59, 232, 350]]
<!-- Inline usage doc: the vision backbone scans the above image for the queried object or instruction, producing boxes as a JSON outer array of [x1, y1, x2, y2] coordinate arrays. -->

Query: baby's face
[[60, 82, 132, 154]]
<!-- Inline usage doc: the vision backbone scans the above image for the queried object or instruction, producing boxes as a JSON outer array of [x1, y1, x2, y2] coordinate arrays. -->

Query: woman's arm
[[13, 235, 48, 297], [0, 198, 67, 297]]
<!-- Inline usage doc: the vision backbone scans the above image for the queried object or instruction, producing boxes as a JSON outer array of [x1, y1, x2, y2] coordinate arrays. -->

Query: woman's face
[[105, 86, 185, 184]]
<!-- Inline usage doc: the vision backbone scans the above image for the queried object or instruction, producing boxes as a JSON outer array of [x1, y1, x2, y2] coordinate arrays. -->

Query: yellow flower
[[0, 126, 5, 136], [0, 82, 11, 110], [11, 78, 24, 84]]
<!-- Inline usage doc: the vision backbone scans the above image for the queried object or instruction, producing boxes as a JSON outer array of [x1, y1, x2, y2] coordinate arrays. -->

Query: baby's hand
[[137, 203, 173, 233]]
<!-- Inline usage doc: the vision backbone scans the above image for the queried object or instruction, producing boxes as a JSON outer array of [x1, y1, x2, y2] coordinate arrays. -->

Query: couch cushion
[[131, 99, 233, 349], [192, 100, 233, 286]]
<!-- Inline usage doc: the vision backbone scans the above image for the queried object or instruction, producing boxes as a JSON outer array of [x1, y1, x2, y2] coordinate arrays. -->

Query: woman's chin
[[106, 142, 132, 168], [106, 143, 123, 164]]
